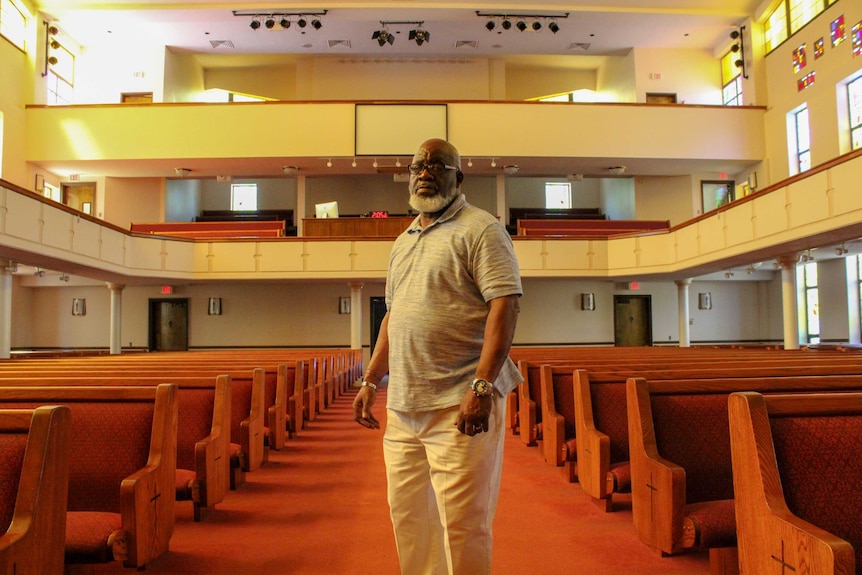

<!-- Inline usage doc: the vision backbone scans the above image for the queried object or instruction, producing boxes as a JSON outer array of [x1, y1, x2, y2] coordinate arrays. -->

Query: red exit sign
[[161, 286, 173, 295]]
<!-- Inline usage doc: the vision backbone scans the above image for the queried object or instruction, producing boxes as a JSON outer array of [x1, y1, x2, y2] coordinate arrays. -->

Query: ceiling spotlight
[[501, 19, 512, 30], [297, 17, 307, 28], [372, 29, 394, 46], [280, 18, 290, 29], [836, 245, 849, 255], [730, 30, 741, 40], [503, 164, 519, 175], [608, 166, 626, 175], [174, 167, 191, 177], [467, 158, 473, 167], [326, 158, 332, 168], [532, 21, 542, 31], [265, 17, 276, 29], [395, 158, 402, 167], [548, 21, 560, 33], [249, 19, 261, 30], [351, 158, 357, 168], [516, 21, 527, 32], [282, 166, 299, 175], [372, 158, 379, 168], [490, 158, 497, 168], [486, 20, 496, 31], [311, 19, 322, 30], [34, 268, 45, 278], [409, 28, 429, 46]]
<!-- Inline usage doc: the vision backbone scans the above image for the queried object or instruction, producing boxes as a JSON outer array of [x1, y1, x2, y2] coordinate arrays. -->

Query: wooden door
[[149, 298, 189, 351], [614, 295, 653, 346]]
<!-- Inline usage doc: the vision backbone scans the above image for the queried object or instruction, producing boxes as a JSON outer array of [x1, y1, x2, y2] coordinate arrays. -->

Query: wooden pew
[[626, 375, 862, 574], [130, 220, 285, 238], [729, 391, 862, 575], [0, 406, 71, 575], [0, 385, 177, 570], [516, 219, 670, 237]]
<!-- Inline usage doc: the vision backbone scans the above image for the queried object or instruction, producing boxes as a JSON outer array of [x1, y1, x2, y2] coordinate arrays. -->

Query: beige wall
[[762, 0, 862, 183], [12, 274, 785, 349], [633, 48, 723, 104], [104, 177, 164, 228]]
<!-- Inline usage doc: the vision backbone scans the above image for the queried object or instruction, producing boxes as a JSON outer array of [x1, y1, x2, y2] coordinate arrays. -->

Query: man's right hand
[[352, 386, 380, 429]]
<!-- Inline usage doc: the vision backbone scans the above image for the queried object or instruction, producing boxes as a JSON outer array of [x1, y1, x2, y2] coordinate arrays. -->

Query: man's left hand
[[455, 390, 493, 436]]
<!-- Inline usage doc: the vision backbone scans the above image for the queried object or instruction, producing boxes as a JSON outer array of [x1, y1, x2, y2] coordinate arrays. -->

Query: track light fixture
[[729, 26, 748, 79], [372, 26, 394, 46], [374, 21, 430, 47], [234, 10, 327, 32], [477, 11, 568, 34], [409, 25, 430, 46]]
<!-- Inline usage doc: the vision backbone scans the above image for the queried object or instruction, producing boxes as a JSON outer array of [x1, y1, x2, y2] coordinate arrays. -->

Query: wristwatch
[[470, 378, 496, 398]]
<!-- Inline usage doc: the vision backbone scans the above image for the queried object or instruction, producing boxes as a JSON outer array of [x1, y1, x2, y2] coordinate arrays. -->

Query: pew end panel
[[188, 375, 231, 521], [539, 365, 566, 467], [574, 370, 612, 510], [0, 406, 71, 575], [516, 361, 539, 446], [729, 392, 860, 575], [626, 377, 687, 556]]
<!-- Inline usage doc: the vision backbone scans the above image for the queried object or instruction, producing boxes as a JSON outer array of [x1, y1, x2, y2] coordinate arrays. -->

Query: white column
[[296, 175, 306, 237], [778, 255, 800, 350], [675, 279, 692, 347], [349, 282, 363, 350], [107, 283, 125, 355], [0, 263, 12, 359], [495, 174, 507, 224]]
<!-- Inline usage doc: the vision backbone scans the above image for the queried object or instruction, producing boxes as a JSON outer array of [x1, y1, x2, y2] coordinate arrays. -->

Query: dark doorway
[[613, 295, 653, 346], [149, 298, 189, 351], [369, 297, 387, 354]]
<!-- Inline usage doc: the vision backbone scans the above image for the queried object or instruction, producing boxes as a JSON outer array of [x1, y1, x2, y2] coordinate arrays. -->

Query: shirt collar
[[407, 194, 466, 234]]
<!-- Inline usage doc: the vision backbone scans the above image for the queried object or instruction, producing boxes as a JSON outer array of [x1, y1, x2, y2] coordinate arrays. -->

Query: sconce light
[[608, 166, 626, 176], [338, 297, 351, 314], [208, 297, 222, 316], [72, 298, 86, 316], [281, 165, 299, 175], [698, 292, 712, 310], [503, 164, 519, 175], [835, 244, 849, 256], [174, 167, 191, 177], [581, 293, 595, 311]]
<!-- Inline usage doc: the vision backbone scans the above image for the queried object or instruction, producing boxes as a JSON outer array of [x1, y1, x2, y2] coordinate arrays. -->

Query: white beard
[[409, 189, 457, 214]]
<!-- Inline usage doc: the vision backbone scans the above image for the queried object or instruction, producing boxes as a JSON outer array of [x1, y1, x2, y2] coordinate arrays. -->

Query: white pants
[[383, 396, 506, 575]]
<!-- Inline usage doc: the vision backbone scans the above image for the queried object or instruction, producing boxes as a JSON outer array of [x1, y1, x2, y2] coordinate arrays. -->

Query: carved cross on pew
[[769, 540, 796, 574], [646, 472, 658, 522]]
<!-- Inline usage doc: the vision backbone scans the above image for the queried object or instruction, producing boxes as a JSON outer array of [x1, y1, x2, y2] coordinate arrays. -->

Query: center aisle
[[94, 389, 710, 575]]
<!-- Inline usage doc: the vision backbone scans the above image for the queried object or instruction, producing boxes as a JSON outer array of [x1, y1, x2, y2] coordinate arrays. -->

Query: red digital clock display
[[371, 211, 389, 218]]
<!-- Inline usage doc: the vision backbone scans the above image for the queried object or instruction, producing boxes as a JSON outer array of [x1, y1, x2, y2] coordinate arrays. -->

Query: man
[[352, 138, 522, 575]]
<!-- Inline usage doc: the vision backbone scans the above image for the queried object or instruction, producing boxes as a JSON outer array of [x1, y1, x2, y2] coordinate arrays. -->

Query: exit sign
[[628, 282, 640, 290], [161, 286, 173, 295]]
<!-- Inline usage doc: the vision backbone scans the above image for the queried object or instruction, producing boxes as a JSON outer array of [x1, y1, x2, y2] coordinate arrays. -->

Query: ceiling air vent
[[566, 42, 591, 51], [328, 40, 351, 48], [209, 40, 235, 49], [454, 40, 478, 49]]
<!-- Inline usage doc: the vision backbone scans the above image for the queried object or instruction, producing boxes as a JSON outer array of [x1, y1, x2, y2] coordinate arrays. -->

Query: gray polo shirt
[[385, 194, 523, 412]]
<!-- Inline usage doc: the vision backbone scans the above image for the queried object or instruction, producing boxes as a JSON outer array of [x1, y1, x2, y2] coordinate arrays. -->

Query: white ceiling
[[39, 1, 760, 61]]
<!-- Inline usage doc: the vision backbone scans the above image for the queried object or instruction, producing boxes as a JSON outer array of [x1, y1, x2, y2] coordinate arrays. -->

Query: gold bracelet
[[360, 381, 378, 391]]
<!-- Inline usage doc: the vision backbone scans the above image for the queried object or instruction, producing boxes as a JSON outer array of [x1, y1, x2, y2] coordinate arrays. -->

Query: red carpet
[[93, 390, 710, 574]]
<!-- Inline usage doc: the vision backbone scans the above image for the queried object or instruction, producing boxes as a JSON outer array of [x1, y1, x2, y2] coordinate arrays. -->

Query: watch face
[[473, 379, 491, 395]]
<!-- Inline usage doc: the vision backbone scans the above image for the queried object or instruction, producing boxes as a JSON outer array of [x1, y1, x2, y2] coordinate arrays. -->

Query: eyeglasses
[[407, 162, 459, 175]]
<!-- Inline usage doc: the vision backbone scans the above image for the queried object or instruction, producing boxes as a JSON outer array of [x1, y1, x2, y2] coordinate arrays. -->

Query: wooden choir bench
[[0, 385, 177, 571], [729, 391, 862, 575], [130, 220, 285, 239], [0, 406, 71, 575], [516, 219, 670, 237]]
